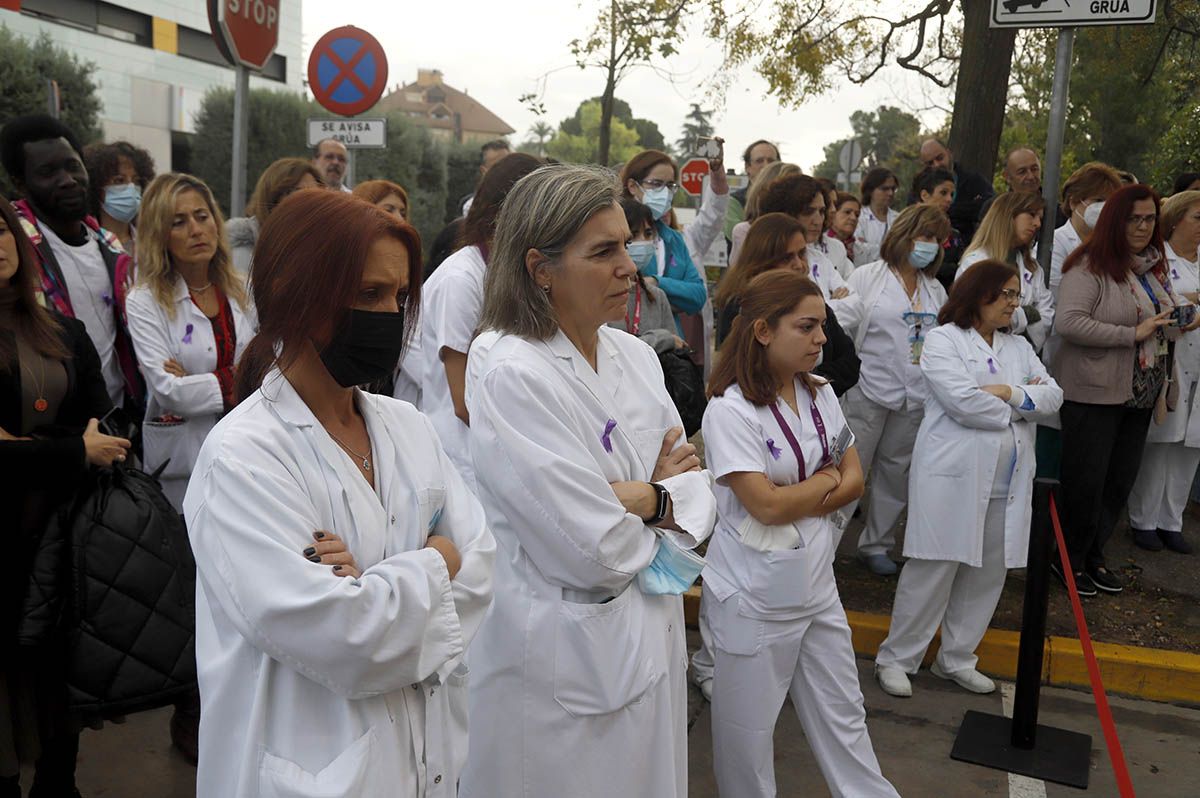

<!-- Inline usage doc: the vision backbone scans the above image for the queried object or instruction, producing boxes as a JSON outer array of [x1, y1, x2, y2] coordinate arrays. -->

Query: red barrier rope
[[1048, 492, 1137, 797]]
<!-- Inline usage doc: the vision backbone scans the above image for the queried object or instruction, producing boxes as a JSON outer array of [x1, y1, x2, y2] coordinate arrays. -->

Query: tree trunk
[[597, 1, 618, 166], [948, 0, 1016, 181]]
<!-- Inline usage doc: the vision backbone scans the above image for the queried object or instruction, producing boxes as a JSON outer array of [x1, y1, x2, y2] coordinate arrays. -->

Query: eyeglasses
[[640, 178, 679, 193], [1127, 214, 1157, 229], [998, 288, 1021, 304], [777, 251, 807, 266]]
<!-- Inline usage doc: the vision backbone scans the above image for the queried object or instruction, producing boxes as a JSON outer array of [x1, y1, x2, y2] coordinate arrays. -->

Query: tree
[[675, 103, 713, 155], [354, 113, 449, 242], [559, 95, 669, 152], [0, 26, 103, 155], [813, 105, 924, 200], [571, 0, 693, 165], [190, 87, 313, 216], [546, 101, 642, 164], [520, 121, 555, 157]]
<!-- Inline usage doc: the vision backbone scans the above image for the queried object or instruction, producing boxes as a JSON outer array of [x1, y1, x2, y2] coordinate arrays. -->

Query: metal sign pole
[[1038, 28, 1076, 287], [230, 64, 250, 217]]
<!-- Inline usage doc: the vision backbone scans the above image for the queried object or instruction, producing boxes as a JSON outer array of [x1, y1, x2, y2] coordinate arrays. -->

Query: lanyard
[[1135, 273, 1161, 314], [625, 283, 642, 335], [768, 398, 830, 482]]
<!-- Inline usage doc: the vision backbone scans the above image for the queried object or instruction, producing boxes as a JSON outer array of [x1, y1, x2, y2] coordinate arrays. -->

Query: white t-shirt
[[701, 380, 852, 616], [41, 224, 123, 406], [419, 245, 487, 489]]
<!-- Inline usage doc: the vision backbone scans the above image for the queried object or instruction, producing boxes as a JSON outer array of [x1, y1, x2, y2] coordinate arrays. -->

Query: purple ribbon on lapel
[[1023, 271, 1031, 283], [101, 290, 113, 306], [766, 438, 782, 460], [811, 262, 819, 278], [987, 357, 997, 374], [182, 323, 194, 344], [601, 419, 617, 453], [1173, 268, 1181, 280]]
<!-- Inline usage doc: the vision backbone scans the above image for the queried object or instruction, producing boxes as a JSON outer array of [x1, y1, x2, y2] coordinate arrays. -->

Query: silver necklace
[[327, 429, 372, 471], [187, 282, 213, 293]]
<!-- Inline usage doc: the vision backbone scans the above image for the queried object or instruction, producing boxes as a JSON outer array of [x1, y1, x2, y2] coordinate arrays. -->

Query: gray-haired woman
[[459, 164, 717, 798]]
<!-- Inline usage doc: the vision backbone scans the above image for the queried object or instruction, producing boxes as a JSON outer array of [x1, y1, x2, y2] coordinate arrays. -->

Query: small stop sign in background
[[209, 0, 281, 71], [680, 158, 710, 197]]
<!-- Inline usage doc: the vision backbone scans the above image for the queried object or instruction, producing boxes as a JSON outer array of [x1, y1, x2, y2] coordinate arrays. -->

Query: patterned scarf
[[1129, 246, 1173, 370]]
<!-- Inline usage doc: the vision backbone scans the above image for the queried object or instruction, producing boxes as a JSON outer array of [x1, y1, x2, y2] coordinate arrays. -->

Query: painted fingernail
[[332, 565, 343, 572], [314, 531, 326, 540], [307, 555, 321, 563], [303, 546, 316, 556]]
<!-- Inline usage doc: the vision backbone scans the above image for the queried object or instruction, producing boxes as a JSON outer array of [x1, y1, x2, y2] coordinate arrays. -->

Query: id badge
[[909, 337, 924, 365], [1156, 334, 1169, 358]]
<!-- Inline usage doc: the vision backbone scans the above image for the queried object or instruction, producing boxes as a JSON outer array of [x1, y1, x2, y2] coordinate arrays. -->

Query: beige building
[[376, 69, 514, 145]]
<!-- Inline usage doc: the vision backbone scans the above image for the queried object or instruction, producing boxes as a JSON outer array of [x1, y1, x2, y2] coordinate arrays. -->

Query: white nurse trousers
[[875, 497, 1009, 675], [1128, 441, 1200, 533], [840, 385, 923, 558], [704, 593, 898, 798]]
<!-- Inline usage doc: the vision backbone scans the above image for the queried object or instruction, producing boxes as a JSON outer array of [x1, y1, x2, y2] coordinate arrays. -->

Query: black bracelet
[[647, 482, 670, 526]]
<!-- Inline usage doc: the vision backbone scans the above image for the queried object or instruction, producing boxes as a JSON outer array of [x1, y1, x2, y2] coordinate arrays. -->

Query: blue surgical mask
[[102, 183, 141, 224], [627, 240, 657, 275], [640, 186, 672, 221], [637, 532, 706, 595], [908, 240, 941, 269]]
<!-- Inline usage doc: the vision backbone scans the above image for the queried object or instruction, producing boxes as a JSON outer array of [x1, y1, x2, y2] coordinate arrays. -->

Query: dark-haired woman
[[182, 188, 495, 797], [1052, 184, 1192, 596], [613, 198, 686, 353], [854, 167, 899, 260], [83, 140, 156, 258], [874, 261, 1061, 699], [701, 269, 896, 797], [227, 158, 322, 274], [419, 152, 542, 490], [1, 196, 131, 798]]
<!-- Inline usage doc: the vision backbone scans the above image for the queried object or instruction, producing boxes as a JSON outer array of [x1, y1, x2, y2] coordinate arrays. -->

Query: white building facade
[[3, 0, 304, 170]]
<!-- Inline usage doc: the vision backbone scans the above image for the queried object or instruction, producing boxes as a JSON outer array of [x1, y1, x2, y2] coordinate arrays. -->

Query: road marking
[[1001, 682, 1048, 798]]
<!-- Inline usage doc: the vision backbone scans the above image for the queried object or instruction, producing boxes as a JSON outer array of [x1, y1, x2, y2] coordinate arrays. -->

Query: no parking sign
[[307, 26, 389, 117]]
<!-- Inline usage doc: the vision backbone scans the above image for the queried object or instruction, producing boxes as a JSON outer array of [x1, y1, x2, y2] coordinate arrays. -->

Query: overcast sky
[[302, 0, 951, 171]]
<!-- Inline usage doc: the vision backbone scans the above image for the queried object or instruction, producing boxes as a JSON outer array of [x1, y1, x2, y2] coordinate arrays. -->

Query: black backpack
[[659, 349, 707, 438]]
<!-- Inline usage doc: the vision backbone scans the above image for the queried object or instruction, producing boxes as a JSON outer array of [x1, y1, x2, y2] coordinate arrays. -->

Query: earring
[[541, 284, 551, 293]]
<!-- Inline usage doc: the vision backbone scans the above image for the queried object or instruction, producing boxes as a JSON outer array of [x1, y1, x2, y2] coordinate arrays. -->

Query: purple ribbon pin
[[811, 262, 819, 277], [182, 323, 194, 344], [1173, 269, 1181, 280], [101, 290, 113, 306], [987, 357, 998, 374], [766, 438, 782, 460], [601, 419, 617, 453], [1023, 271, 1031, 283]]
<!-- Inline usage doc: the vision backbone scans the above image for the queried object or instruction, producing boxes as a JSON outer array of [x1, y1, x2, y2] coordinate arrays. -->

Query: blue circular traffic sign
[[307, 26, 389, 116]]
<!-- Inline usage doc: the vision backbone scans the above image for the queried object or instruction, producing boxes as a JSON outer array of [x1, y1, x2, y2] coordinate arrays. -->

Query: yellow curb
[[683, 589, 1200, 706]]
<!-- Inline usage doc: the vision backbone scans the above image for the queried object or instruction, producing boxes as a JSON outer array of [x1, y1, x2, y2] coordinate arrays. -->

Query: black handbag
[[20, 460, 197, 715], [658, 348, 707, 438]]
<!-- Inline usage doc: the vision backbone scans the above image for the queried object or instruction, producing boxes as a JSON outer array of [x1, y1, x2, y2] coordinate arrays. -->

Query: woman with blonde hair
[[1128, 190, 1200, 554], [125, 173, 256, 510], [227, 157, 321, 273], [729, 161, 802, 265], [352, 178, 409, 221], [956, 191, 1053, 350], [843, 205, 952, 575]]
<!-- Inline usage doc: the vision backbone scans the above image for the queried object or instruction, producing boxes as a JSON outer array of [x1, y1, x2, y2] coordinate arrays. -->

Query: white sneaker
[[874, 665, 912, 698], [930, 662, 996, 694], [690, 671, 713, 702]]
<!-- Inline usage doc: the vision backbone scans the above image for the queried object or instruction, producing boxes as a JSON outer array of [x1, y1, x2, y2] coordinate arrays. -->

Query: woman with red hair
[[1052, 184, 1195, 596], [183, 189, 495, 797]]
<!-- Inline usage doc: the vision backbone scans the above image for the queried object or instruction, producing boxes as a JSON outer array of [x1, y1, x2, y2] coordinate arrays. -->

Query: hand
[[830, 286, 850, 300], [305, 531, 361, 578], [1135, 310, 1172, 342], [706, 137, 728, 194], [1184, 291, 1200, 304], [981, 384, 1013, 402], [1183, 315, 1200, 333], [425, 535, 462, 580], [163, 358, 187, 378], [643, 276, 658, 289], [82, 417, 131, 467], [672, 335, 688, 350], [1025, 376, 1044, 385], [651, 426, 701, 481], [0, 424, 27, 441]]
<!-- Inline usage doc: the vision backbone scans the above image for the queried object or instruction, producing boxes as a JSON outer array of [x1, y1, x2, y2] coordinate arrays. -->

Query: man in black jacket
[[978, 147, 1069, 228], [919, 138, 994, 248]]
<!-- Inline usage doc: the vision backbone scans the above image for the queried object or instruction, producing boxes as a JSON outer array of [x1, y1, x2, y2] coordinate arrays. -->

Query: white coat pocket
[[553, 585, 663, 716], [258, 727, 379, 798], [736, 545, 814, 620], [142, 418, 202, 480]]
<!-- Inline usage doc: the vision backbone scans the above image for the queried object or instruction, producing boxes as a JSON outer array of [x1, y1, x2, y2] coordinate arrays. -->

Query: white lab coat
[[1149, 242, 1200, 445], [854, 207, 898, 254], [420, 245, 487, 489], [956, 248, 1056, 351], [460, 326, 716, 798], [1049, 221, 1083, 301], [182, 371, 496, 798], [808, 245, 864, 333], [906, 325, 1062, 567], [844, 259, 947, 351], [393, 322, 423, 408], [125, 280, 256, 510]]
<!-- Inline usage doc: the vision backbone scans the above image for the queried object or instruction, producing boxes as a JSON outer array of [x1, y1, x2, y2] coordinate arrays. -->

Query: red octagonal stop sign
[[208, 0, 281, 71], [680, 158, 711, 198]]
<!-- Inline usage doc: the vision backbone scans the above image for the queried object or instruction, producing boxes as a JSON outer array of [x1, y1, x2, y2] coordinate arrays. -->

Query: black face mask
[[319, 308, 406, 388]]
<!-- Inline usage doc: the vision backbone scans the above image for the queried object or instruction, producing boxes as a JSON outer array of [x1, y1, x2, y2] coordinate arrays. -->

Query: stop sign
[[680, 158, 710, 197], [208, 0, 281, 71]]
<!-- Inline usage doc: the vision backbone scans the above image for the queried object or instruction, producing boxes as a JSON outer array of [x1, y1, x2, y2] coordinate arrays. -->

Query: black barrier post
[[949, 478, 1092, 789]]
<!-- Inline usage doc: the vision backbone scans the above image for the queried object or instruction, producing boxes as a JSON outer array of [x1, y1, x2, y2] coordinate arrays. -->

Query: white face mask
[[1081, 201, 1105, 229]]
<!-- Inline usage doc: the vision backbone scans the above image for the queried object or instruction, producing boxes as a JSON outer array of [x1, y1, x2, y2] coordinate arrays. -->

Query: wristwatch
[[647, 482, 670, 526]]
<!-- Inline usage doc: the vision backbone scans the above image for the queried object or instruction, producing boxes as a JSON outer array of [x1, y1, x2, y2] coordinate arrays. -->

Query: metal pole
[[1010, 478, 1058, 748], [346, 148, 355, 190], [46, 79, 60, 118], [1038, 28, 1076, 287], [230, 64, 250, 217]]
